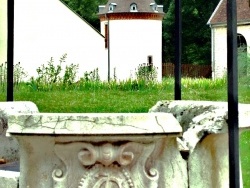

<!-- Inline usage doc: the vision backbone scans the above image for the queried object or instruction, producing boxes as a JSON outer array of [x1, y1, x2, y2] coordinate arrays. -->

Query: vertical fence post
[[227, 0, 240, 187], [7, 0, 14, 101], [174, 0, 182, 100]]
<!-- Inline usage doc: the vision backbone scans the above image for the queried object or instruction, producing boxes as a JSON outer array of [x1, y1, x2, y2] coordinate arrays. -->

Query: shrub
[[135, 63, 157, 82]]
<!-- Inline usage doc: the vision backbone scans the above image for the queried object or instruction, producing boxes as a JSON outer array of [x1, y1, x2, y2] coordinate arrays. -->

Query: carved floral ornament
[[53, 141, 160, 188], [78, 143, 135, 167]]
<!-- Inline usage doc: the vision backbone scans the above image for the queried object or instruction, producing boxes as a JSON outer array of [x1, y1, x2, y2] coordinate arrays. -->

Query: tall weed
[[31, 53, 80, 91], [135, 63, 158, 82], [0, 62, 27, 92]]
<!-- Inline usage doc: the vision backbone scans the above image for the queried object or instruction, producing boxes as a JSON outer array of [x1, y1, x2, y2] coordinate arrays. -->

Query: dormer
[[130, 3, 138, 12], [150, 3, 158, 12], [99, 5, 105, 13], [108, 3, 117, 12]]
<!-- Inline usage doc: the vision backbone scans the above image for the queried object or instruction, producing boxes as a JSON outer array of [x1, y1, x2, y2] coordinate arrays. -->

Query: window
[[130, 3, 138, 12], [105, 24, 109, 48], [150, 3, 158, 12], [109, 5, 113, 11], [148, 56, 153, 71], [108, 3, 117, 12], [237, 34, 247, 49]]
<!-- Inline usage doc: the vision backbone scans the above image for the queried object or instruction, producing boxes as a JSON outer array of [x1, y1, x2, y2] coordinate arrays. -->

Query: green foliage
[[82, 68, 100, 82], [63, 63, 79, 86], [238, 46, 250, 86], [30, 53, 80, 91], [240, 131, 250, 188], [0, 62, 27, 92], [160, 0, 218, 64], [135, 63, 158, 82], [61, 0, 107, 29]]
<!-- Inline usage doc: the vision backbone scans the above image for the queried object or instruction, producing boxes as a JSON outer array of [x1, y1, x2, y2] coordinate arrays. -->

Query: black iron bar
[[108, 17, 110, 82], [227, 0, 240, 187], [7, 0, 14, 101], [174, 0, 182, 100]]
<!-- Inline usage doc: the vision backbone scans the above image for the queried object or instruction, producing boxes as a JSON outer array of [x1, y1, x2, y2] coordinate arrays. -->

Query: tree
[[158, 0, 219, 64], [61, 0, 107, 30]]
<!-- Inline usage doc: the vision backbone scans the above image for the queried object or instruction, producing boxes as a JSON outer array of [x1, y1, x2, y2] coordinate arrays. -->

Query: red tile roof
[[208, 0, 250, 25]]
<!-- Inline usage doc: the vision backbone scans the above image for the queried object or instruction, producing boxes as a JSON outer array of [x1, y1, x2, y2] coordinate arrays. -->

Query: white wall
[[211, 26, 227, 78], [2, 0, 163, 82], [12, 0, 107, 81], [211, 24, 250, 79], [0, 0, 7, 65], [101, 19, 162, 81]]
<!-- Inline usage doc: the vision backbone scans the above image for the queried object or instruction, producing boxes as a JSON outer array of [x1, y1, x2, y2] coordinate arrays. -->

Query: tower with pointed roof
[[99, 0, 164, 81]]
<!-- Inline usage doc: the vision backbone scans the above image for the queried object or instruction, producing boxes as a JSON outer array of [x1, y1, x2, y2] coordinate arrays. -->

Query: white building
[[0, 0, 164, 81], [99, 0, 164, 81], [207, 0, 250, 79], [1, 0, 107, 80]]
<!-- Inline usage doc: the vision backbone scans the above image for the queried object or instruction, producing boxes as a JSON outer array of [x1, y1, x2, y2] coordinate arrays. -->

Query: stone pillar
[[8, 113, 187, 188]]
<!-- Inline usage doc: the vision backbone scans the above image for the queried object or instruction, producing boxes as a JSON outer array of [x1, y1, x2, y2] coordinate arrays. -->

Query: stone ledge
[[7, 113, 182, 135], [149, 100, 250, 131], [149, 100, 250, 151]]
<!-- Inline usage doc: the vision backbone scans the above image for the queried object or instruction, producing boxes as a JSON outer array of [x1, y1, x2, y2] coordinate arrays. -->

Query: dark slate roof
[[99, 0, 164, 14], [208, 0, 250, 25]]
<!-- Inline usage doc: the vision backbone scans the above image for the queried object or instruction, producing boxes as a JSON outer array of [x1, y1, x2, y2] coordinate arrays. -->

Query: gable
[[208, 0, 250, 25]]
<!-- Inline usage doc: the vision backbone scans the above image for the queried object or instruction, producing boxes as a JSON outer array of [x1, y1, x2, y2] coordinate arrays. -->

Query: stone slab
[[7, 113, 182, 135], [149, 100, 250, 132], [149, 100, 250, 150]]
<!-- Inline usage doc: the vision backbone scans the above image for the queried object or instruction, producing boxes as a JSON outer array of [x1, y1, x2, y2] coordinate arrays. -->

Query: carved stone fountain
[[7, 113, 187, 188]]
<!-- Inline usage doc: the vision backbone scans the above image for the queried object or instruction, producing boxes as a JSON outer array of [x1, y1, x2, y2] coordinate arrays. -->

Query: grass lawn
[[0, 77, 249, 186]]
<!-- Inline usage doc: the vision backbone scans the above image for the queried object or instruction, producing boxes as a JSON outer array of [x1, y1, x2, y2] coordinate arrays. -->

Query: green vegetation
[[0, 77, 249, 186], [1, 56, 250, 186], [240, 131, 250, 188]]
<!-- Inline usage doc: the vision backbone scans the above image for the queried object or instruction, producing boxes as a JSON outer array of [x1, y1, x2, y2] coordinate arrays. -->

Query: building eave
[[208, 20, 250, 28], [99, 12, 164, 21], [207, 0, 224, 25]]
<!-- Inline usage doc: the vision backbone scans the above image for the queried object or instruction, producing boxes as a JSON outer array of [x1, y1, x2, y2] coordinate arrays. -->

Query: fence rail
[[162, 63, 212, 78]]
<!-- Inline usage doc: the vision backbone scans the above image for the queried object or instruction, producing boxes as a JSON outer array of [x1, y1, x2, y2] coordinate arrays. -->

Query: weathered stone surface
[[8, 113, 187, 188], [0, 170, 19, 188], [149, 100, 250, 150], [149, 100, 249, 188], [0, 101, 39, 163], [188, 133, 244, 188], [7, 113, 182, 135]]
